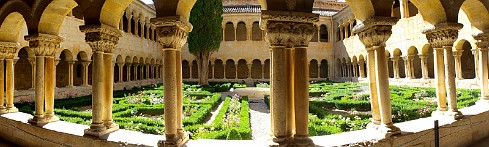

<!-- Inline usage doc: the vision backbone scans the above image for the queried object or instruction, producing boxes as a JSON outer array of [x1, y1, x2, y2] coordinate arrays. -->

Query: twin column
[[0, 42, 20, 114], [80, 24, 121, 137], [261, 10, 316, 146], [152, 16, 192, 147], [25, 34, 61, 125]]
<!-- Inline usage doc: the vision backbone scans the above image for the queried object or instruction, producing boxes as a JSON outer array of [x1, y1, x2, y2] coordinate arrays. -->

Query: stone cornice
[[79, 24, 122, 53], [423, 22, 463, 48], [24, 33, 63, 56], [260, 10, 319, 30], [473, 32, 489, 49]]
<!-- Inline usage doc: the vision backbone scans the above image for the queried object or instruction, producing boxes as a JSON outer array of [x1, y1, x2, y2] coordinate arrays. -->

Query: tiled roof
[[223, 5, 338, 16]]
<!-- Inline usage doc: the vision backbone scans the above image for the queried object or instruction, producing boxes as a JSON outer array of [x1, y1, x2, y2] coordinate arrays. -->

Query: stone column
[[24, 35, 62, 124], [0, 42, 20, 114], [211, 63, 215, 79], [152, 16, 192, 146], [82, 61, 90, 86], [0, 58, 4, 114], [419, 55, 429, 79], [474, 33, 489, 102], [127, 64, 132, 81], [118, 63, 124, 82], [392, 56, 400, 79], [247, 64, 252, 79], [317, 63, 321, 78], [403, 56, 411, 78], [356, 17, 400, 136], [28, 58, 36, 89], [261, 10, 316, 146], [189, 64, 193, 79], [359, 61, 365, 78], [134, 64, 138, 80], [472, 48, 480, 79], [127, 15, 132, 34], [68, 61, 75, 87], [424, 23, 463, 119], [80, 24, 121, 137], [452, 50, 463, 80], [409, 55, 415, 78], [352, 62, 358, 77], [262, 63, 265, 79], [146, 64, 150, 79]]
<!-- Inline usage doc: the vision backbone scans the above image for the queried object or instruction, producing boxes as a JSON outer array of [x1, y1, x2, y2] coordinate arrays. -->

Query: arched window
[[252, 22, 262, 41], [320, 25, 328, 42], [236, 22, 247, 41], [225, 22, 235, 41]]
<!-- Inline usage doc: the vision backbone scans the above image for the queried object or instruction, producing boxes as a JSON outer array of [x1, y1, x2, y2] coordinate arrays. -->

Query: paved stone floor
[[0, 136, 19, 147]]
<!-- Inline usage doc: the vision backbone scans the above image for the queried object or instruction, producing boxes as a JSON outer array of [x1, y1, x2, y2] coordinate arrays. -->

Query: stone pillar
[[82, 61, 90, 86], [359, 60, 365, 78], [452, 50, 463, 80], [356, 17, 400, 136], [424, 23, 463, 119], [68, 61, 75, 87], [409, 55, 415, 78], [400, 0, 410, 18], [146, 64, 150, 79], [189, 64, 193, 79], [0, 42, 20, 114], [0, 59, 4, 114], [352, 62, 358, 77], [127, 15, 132, 34], [80, 24, 121, 137], [419, 55, 429, 79], [134, 64, 138, 80], [472, 48, 480, 79], [262, 63, 265, 79], [367, 49, 381, 124], [152, 16, 192, 146], [211, 63, 215, 79], [24, 35, 62, 124], [474, 33, 489, 102], [261, 10, 316, 146]]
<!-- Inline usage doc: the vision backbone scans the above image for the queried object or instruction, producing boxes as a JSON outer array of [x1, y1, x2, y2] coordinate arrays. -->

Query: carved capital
[[423, 22, 463, 48], [81, 61, 91, 67], [0, 42, 20, 59], [260, 11, 318, 48], [354, 17, 398, 48], [24, 34, 63, 56], [79, 24, 121, 53], [473, 32, 489, 49], [151, 16, 192, 50]]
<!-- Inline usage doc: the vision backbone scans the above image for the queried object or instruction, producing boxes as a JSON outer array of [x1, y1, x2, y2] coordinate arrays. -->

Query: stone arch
[[309, 59, 318, 78], [225, 59, 236, 79], [252, 21, 262, 41], [56, 49, 73, 87], [214, 59, 224, 79], [251, 59, 262, 79], [153, 0, 197, 20], [408, 46, 422, 78], [421, 44, 435, 78], [311, 25, 318, 42], [237, 59, 248, 79], [320, 59, 328, 78], [359, 55, 366, 77], [14, 47, 32, 90], [319, 24, 328, 42], [182, 60, 190, 79], [394, 48, 406, 78], [409, 0, 465, 25], [38, 0, 77, 35], [225, 22, 235, 41], [191, 60, 198, 79], [74, 51, 88, 86], [236, 22, 247, 41], [264, 59, 270, 79], [457, 40, 476, 79], [461, 0, 489, 31], [0, 12, 26, 42]]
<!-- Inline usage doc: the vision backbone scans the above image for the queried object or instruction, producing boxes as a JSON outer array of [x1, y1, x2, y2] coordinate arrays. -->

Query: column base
[[6, 107, 18, 113], [0, 107, 7, 114], [366, 121, 381, 130], [291, 135, 314, 147], [432, 110, 464, 120], [44, 115, 60, 123], [28, 116, 49, 126], [367, 123, 401, 138], [269, 135, 288, 146], [84, 124, 119, 138], [157, 132, 189, 147]]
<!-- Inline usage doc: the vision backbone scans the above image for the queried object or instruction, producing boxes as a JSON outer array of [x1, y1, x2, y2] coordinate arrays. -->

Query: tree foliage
[[188, 0, 223, 54], [188, 0, 223, 85]]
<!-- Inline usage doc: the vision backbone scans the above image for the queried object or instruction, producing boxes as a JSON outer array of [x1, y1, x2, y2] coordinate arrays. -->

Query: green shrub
[[226, 128, 242, 140]]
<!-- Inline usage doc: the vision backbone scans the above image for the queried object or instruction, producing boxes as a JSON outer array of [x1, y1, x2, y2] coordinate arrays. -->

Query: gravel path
[[249, 99, 271, 142], [206, 100, 225, 125]]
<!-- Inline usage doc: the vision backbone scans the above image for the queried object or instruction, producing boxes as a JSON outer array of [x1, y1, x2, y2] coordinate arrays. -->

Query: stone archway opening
[[251, 59, 262, 79], [309, 59, 318, 78], [460, 41, 476, 79], [237, 59, 248, 79], [225, 59, 236, 79], [56, 50, 73, 88], [214, 59, 224, 79], [320, 59, 328, 78], [14, 48, 32, 90], [182, 60, 190, 79]]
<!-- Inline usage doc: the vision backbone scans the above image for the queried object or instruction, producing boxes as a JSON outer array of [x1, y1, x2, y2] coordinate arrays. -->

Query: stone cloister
[[0, 0, 489, 147]]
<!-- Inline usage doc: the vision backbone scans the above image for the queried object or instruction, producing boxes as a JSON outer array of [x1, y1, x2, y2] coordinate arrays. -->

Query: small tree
[[188, 0, 223, 85]]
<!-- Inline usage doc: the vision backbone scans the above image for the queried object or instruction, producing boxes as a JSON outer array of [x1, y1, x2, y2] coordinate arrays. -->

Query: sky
[[141, 0, 153, 4]]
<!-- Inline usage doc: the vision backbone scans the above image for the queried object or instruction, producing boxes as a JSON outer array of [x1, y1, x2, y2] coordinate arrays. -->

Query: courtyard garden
[[15, 81, 480, 140]]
